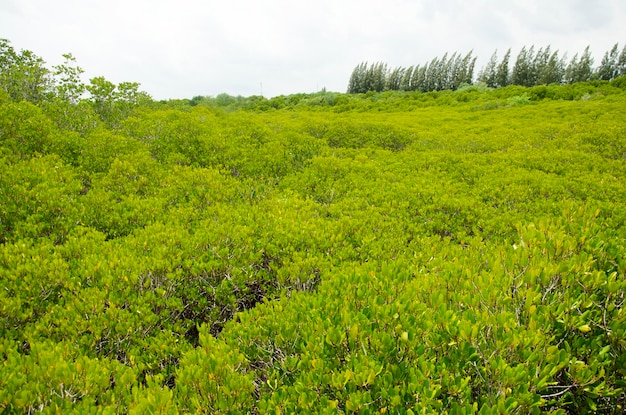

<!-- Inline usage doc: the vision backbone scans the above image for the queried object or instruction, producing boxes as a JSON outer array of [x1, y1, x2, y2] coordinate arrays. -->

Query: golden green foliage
[[1, 77, 626, 414]]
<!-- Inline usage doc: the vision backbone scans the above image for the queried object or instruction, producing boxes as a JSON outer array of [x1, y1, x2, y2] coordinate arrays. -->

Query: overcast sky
[[1, 0, 625, 100]]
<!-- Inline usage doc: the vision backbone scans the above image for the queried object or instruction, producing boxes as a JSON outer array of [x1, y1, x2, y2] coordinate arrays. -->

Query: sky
[[1, 0, 625, 100]]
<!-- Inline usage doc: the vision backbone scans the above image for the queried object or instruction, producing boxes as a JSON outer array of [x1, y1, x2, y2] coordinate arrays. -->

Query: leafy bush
[[2, 72, 626, 414]]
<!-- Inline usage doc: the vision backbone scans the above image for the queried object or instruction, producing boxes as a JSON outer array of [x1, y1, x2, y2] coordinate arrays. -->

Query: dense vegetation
[[1, 40, 626, 414], [347, 43, 626, 93]]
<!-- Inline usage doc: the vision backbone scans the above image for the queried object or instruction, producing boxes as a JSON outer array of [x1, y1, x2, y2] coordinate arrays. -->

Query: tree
[[565, 46, 594, 83], [86, 77, 150, 128], [458, 51, 476, 87], [386, 66, 405, 91], [413, 65, 427, 91], [52, 53, 85, 104], [618, 44, 626, 77], [424, 57, 439, 92], [400, 65, 414, 91], [0, 38, 51, 103], [496, 49, 511, 87], [512, 45, 537, 87], [533, 46, 550, 83], [597, 43, 620, 81], [577, 46, 595, 82], [536, 47, 565, 85], [41, 55, 95, 134], [347, 62, 368, 94], [41, 52, 98, 134], [87, 76, 116, 120], [479, 50, 498, 88], [437, 56, 448, 90], [367, 62, 388, 92], [438, 52, 452, 90], [347, 62, 389, 93]]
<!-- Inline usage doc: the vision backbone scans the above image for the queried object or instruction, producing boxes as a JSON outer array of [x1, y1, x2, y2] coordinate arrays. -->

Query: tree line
[[347, 43, 626, 93]]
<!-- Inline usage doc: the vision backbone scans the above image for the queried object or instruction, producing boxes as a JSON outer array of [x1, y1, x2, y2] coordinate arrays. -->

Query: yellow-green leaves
[[2, 76, 626, 414]]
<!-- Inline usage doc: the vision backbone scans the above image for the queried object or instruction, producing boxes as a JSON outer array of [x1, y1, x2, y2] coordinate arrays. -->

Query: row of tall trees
[[348, 43, 626, 94], [348, 51, 476, 94], [480, 45, 597, 87]]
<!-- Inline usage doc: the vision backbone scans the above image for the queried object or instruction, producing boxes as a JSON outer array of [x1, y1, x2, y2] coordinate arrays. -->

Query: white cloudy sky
[[1, 0, 625, 99]]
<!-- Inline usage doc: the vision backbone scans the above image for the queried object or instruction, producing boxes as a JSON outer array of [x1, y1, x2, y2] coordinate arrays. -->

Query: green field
[[1, 70, 626, 413]]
